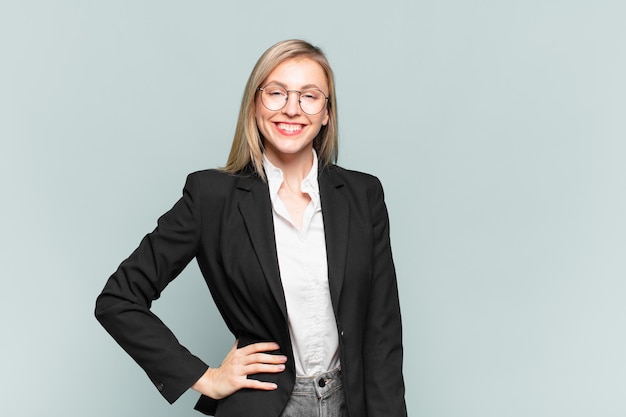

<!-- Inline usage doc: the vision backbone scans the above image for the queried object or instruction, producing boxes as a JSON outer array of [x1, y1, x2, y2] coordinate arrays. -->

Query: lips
[[275, 122, 304, 134]]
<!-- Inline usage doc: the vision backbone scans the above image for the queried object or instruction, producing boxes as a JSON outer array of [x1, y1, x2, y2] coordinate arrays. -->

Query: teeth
[[277, 123, 302, 132]]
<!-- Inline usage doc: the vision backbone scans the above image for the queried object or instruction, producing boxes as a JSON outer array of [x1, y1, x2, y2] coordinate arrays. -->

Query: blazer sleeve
[[363, 178, 408, 416], [95, 173, 209, 404]]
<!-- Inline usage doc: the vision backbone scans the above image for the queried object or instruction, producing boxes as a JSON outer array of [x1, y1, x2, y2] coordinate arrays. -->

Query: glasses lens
[[260, 85, 288, 111], [260, 85, 328, 115], [299, 89, 326, 115]]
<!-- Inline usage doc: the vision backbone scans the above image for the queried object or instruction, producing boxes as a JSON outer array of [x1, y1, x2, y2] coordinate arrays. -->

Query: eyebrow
[[264, 80, 326, 92]]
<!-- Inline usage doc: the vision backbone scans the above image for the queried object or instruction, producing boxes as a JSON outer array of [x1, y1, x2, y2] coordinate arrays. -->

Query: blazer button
[[318, 378, 326, 388], [156, 382, 164, 391]]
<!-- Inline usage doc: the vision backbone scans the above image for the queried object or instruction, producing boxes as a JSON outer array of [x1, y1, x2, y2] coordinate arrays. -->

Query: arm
[[363, 179, 408, 416], [95, 173, 208, 403], [95, 173, 287, 404]]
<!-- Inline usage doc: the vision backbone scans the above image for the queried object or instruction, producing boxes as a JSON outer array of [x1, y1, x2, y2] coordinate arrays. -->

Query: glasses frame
[[257, 85, 329, 115]]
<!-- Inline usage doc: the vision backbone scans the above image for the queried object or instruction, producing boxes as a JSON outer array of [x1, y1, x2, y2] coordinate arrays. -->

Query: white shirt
[[263, 151, 340, 377]]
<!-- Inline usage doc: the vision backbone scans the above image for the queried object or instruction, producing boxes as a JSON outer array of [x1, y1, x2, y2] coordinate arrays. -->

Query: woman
[[95, 39, 407, 417]]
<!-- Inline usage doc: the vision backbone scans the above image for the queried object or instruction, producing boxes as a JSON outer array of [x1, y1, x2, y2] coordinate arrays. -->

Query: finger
[[239, 341, 281, 354], [245, 352, 287, 365], [244, 362, 286, 375], [242, 379, 279, 391], [241, 341, 281, 353]]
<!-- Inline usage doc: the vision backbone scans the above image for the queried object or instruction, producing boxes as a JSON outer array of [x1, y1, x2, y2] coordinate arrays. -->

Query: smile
[[275, 123, 303, 133]]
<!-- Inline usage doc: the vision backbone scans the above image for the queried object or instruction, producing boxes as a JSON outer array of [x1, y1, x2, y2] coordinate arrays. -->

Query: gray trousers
[[280, 367, 347, 417]]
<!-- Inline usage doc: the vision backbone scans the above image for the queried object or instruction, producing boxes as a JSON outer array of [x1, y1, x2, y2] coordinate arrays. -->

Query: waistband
[[292, 367, 343, 398]]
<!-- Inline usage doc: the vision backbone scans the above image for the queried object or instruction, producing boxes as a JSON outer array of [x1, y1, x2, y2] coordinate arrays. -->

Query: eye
[[301, 90, 323, 101], [263, 85, 287, 97]]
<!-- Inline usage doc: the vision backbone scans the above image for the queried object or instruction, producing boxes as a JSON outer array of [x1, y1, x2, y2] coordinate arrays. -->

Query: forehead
[[264, 57, 328, 89]]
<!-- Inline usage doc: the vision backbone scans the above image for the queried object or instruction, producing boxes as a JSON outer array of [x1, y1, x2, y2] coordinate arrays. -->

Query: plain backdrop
[[1, 1, 625, 416]]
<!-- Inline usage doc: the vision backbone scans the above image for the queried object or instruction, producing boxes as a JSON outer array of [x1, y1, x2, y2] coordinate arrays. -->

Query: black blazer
[[95, 164, 406, 417]]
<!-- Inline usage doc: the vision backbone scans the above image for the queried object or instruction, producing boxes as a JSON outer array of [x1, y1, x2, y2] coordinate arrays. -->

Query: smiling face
[[255, 57, 330, 165]]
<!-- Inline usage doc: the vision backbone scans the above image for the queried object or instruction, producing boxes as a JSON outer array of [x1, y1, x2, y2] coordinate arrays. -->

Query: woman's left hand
[[191, 340, 287, 400]]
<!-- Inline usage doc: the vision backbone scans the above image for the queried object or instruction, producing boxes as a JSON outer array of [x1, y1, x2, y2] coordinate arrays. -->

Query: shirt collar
[[263, 149, 320, 205]]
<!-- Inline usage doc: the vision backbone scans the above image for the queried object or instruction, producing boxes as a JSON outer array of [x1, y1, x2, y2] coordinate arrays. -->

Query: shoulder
[[322, 164, 385, 193], [186, 167, 259, 188], [187, 168, 240, 182], [183, 167, 265, 204]]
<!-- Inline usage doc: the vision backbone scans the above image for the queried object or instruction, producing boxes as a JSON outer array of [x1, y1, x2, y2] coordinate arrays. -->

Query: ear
[[322, 109, 330, 126]]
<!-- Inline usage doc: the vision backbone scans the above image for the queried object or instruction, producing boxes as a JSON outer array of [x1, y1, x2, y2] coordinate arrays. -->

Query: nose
[[282, 91, 302, 116]]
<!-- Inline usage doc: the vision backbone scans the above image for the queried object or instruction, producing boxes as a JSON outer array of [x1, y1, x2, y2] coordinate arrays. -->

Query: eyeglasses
[[258, 84, 329, 115]]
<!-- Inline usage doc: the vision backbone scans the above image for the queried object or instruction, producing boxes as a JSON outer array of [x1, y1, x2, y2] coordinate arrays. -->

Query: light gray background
[[1, 1, 624, 416]]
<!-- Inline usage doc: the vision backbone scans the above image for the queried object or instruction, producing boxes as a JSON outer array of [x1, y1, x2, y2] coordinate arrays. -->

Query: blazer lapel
[[235, 166, 350, 320], [319, 167, 349, 313], [235, 174, 288, 320]]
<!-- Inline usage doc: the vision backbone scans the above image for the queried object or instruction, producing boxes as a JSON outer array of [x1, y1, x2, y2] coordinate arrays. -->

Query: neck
[[265, 148, 314, 184]]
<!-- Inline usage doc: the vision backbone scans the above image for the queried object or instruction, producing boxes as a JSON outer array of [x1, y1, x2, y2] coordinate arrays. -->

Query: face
[[255, 57, 330, 164]]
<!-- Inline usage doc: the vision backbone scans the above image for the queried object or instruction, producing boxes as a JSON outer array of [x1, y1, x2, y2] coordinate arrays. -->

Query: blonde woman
[[96, 39, 406, 417]]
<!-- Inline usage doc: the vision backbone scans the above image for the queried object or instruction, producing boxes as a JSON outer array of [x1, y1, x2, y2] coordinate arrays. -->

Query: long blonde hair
[[223, 39, 338, 179]]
